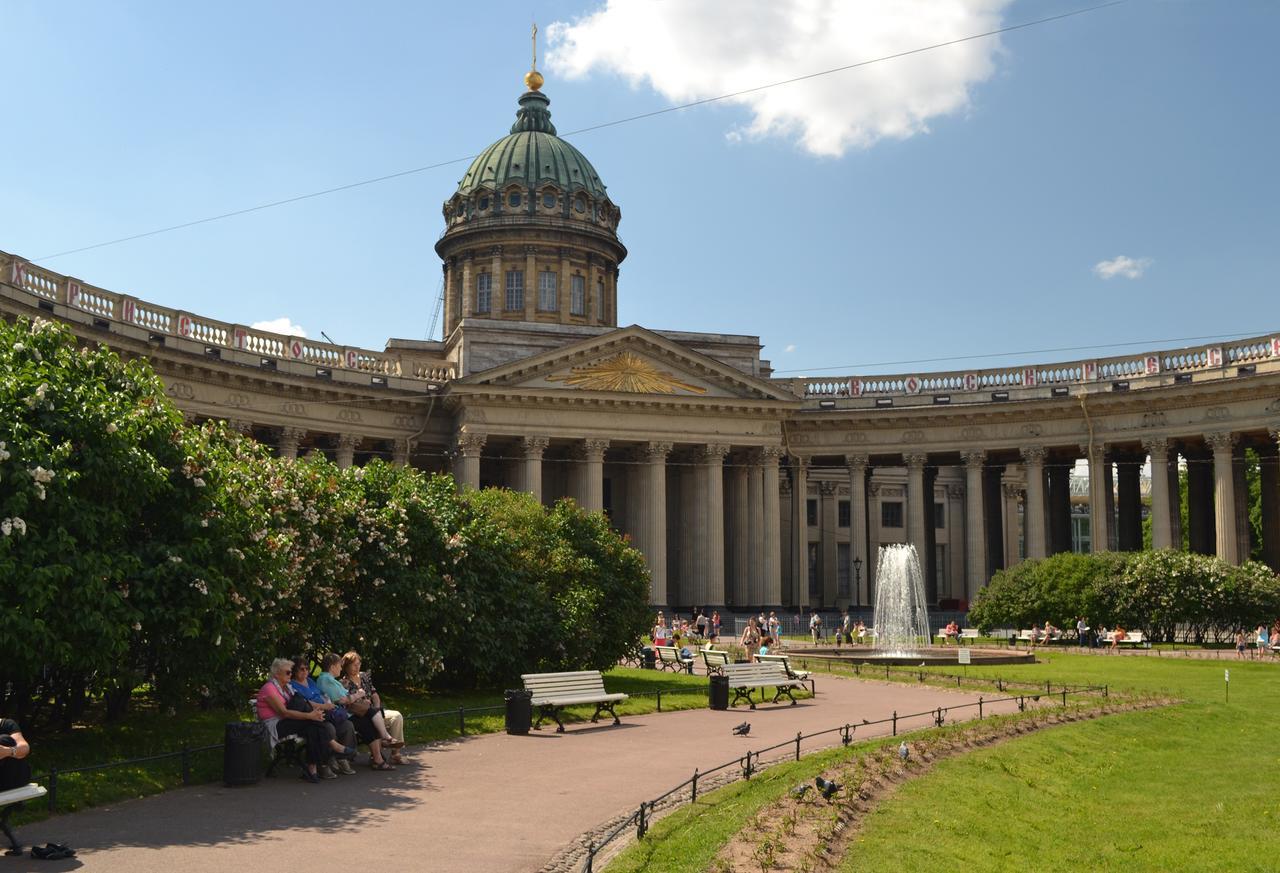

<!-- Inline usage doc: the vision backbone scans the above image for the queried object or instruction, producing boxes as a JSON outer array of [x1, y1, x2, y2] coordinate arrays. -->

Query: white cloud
[[251, 317, 308, 337], [1093, 255, 1152, 280], [547, 0, 1011, 157], [785, 344, 797, 353]]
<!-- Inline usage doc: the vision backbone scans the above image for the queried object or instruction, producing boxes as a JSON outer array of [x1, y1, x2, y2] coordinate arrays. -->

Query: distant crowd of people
[[257, 651, 406, 783]]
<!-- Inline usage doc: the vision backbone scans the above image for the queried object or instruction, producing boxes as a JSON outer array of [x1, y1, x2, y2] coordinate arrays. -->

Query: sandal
[[370, 760, 395, 771], [384, 737, 405, 748]]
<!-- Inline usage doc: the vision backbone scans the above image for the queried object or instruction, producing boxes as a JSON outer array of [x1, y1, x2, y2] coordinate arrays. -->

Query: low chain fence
[[578, 682, 1108, 872]]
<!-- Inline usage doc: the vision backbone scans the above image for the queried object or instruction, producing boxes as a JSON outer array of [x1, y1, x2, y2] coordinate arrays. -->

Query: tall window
[[570, 275, 586, 315], [538, 271, 558, 311], [934, 502, 945, 529], [881, 501, 903, 528], [505, 270, 524, 311], [597, 279, 605, 319], [838, 500, 850, 527], [806, 499, 817, 526], [475, 273, 492, 314], [837, 543, 851, 596]]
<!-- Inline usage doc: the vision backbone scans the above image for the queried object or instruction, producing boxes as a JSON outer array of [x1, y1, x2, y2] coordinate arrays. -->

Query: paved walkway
[[26, 676, 1036, 872]]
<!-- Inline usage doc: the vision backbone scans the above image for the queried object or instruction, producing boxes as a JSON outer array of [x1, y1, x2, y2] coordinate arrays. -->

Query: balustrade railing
[[1, 250, 454, 385]]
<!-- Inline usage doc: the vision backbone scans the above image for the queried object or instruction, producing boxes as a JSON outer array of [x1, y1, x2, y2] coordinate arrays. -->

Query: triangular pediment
[[456, 326, 795, 402]]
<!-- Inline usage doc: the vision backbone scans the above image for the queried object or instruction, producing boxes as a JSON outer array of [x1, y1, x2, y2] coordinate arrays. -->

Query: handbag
[[285, 693, 313, 714]]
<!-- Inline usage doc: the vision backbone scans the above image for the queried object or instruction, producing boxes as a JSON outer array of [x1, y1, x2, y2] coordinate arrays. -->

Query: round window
[[478, 196, 489, 211], [542, 192, 556, 209], [574, 197, 586, 214], [508, 191, 522, 208]]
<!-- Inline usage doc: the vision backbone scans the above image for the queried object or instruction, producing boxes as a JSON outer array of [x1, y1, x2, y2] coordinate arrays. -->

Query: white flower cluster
[[28, 466, 54, 501], [0, 441, 9, 461], [0, 517, 27, 537]]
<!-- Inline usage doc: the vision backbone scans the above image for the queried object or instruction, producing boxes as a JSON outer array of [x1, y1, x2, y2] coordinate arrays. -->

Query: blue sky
[[3, 1, 1276, 376]]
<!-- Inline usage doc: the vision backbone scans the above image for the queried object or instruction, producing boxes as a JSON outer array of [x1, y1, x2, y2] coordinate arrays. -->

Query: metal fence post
[[892, 711, 898, 735], [842, 723, 852, 746], [458, 706, 465, 736], [795, 731, 802, 761], [692, 768, 699, 803], [1061, 689, 1067, 707], [637, 802, 648, 839], [585, 842, 594, 873], [978, 697, 983, 719]]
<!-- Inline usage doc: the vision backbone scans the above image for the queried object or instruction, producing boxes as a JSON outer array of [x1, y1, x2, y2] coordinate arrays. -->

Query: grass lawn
[[844, 653, 1280, 872], [19, 666, 709, 820]]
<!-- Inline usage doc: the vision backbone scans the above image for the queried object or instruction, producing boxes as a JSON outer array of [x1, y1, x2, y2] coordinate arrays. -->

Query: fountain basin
[[796, 646, 1036, 666]]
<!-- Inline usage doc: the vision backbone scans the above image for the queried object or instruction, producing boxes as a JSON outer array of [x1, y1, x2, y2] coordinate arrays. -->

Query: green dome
[[456, 91, 609, 200]]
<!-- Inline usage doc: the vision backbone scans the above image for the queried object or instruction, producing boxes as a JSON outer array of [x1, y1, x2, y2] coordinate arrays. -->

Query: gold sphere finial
[[525, 22, 544, 91]]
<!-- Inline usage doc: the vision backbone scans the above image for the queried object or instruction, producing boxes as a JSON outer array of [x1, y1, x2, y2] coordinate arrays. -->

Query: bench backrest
[[756, 653, 794, 668], [521, 670, 608, 700], [723, 661, 791, 685], [960, 629, 980, 638], [656, 645, 690, 662], [702, 649, 730, 666]]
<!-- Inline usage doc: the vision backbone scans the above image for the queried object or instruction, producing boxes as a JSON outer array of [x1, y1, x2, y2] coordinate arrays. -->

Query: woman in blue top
[[289, 659, 358, 776]]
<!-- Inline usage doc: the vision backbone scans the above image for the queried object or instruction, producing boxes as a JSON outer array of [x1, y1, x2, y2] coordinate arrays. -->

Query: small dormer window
[[478, 196, 490, 211], [543, 192, 556, 209], [574, 197, 585, 214], [508, 191, 522, 208]]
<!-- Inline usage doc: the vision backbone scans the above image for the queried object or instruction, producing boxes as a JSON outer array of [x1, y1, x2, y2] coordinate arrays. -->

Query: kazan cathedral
[[4, 65, 1280, 619]]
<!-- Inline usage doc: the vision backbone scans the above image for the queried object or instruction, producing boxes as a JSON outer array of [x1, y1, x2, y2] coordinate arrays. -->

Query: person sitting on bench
[[0, 718, 30, 791], [258, 658, 353, 783], [288, 658, 360, 776]]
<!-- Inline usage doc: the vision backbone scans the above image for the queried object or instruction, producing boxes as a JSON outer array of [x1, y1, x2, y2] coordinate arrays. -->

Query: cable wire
[[33, 0, 1125, 263]]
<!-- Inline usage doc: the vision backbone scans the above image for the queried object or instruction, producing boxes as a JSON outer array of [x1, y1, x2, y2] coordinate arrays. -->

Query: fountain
[[872, 544, 931, 657]]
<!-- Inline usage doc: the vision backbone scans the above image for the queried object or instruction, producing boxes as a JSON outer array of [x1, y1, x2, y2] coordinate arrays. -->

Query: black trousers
[[279, 718, 336, 766]]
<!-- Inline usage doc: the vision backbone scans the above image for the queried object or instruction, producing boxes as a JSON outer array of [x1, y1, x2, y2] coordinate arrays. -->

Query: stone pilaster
[[962, 450, 987, 600], [1143, 438, 1173, 550], [905, 453, 929, 563], [455, 432, 486, 490], [460, 253, 473, 322], [1021, 446, 1048, 560], [229, 419, 254, 435], [335, 433, 358, 470], [845, 454, 869, 606], [392, 437, 414, 468], [277, 426, 307, 460], [489, 246, 503, 312], [1207, 431, 1239, 564], [523, 245, 537, 320]]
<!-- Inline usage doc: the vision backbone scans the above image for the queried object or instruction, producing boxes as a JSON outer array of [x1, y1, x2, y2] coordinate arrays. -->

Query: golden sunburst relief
[[544, 351, 708, 395]]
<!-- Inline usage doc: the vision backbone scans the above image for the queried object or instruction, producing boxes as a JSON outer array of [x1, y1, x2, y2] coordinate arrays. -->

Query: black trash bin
[[709, 674, 729, 711], [505, 688, 533, 735], [642, 646, 656, 670], [223, 721, 265, 786]]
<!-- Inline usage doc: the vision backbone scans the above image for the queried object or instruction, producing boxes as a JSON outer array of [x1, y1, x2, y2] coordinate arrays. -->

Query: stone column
[[701, 444, 729, 606], [489, 246, 503, 311], [277, 426, 306, 460], [441, 259, 454, 336], [791, 456, 810, 608], [634, 442, 672, 606], [961, 450, 987, 602], [905, 453, 929, 563], [392, 438, 414, 468], [778, 473, 793, 604], [1047, 460, 1072, 555], [1002, 482, 1021, 566], [1262, 432, 1280, 572], [1185, 446, 1215, 555], [335, 433, 358, 470], [845, 454, 870, 606], [762, 448, 784, 605], [1232, 442, 1251, 562], [523, 245, 537, 320], [728, 454, 751, 607], [983, 466, 1005, 575], [1021, 446, 1048, 560], [455, 432, 486, 490], [570, 439, 609, 512], [1115, 453, 1143, 551], [558, 248, 571, 316], [519, 436, 549, 501], [1207, 431, 1239, 564], [868, 480, 882, 602], [947, 484, 966, 601], [460, 253, 473, 321], [1082, 444, 1111, 553], [819, 481, 838, 608], [1167, 448, 1183, 550], [747, 452, 766, 606], [1144, 438, 1173, 550]]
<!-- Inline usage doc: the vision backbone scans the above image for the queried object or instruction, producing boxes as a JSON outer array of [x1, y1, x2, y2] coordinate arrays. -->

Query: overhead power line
[[34, 0, 1126, 263]]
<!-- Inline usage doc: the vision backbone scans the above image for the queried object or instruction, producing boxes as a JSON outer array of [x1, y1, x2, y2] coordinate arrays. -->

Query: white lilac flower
[[28, 466, 54, 484], [193, 477, 206, 488], [34, 484, 45, 501], [191, 579, 209, 595], [13, 518, 26, 535], [132, 622, 142, 631], [168, 554, 183, 564], [106, 422, 118, 434], [0, 519, 10, 536], [12, 342, 23, 352], [34, 384, 47, 400], [0, 442, 9, 461]]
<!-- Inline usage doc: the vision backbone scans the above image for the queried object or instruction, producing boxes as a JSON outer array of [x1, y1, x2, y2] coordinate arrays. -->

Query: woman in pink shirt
[[258, 657, 353, 783]]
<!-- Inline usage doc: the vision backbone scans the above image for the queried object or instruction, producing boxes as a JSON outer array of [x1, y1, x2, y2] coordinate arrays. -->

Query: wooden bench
[[655, 645, 695, 674], [756, 653, 812, 681], [0, 783, 47, 856], [960, 628, 981, 644], [722, 662, 808, 710], [701, 648, 730, 674], [521, 671, 628, 733], [250, 697, 305, 776], [1103, 631, 1148, 648]]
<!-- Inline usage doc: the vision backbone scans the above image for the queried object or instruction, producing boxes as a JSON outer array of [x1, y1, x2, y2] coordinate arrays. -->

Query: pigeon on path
[[733, 721, 751, 736], [899, 741, 910, 761], [815, 776, 841, 800], [790, 783, 811, 799]]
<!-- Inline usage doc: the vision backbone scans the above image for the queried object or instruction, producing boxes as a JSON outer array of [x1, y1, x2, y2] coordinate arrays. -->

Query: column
[[519, 436, 549, 501], [442, 258, 454, 337], [728, 454, 750, 607], [523, 246, 537, 320], [455, 432, 486, 490], [557, 248, 571, 316], [1021, 446, 1047, 559], [570, 439, 609, 512], [845, 454, 870, 606], [791, 456, 810, 608], [1185, 446, 1215, 555], [868, 481, 882, 602], [1002, 482, 1021, 566], [1262, 432, 1280, 572], [1144, 438, 1173, 550], [701, 444, 729, 606], [1082, 444, 1111, 553], [1116, 453, 1143, 551], [923, 465, 939, 603], [961, 450, 987, 602], [392, 438, 414, 468], [1207, 431, 1239, 564], [947, 485, 966, 601], [1232, 442, 1251, 562], [1167, 448, 1183, 550], [489, 246, 503, 312], [762, 448, 784, 605], [277, 426, 306, 460], [1047, 460, 1073, 555], [905, 453, 929, 562], [819, 481, 838, 608], [460, 253, 474, 322], [983, 466, 1005, 574], [335, 433, 358, 470], [634, 442, 671, 606], [747, 452, 766, 606], [777, 471, 792, 605]]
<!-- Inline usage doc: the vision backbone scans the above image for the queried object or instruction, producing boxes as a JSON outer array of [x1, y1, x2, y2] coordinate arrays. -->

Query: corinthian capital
[[520, 435, 550, 458], [961, 449, 986, 469], [456, 432, 487, 457], [903, 453, 927, 469], [1141, 437, 1170, 460], [1205, 431, 1237, 453], [845, 453, 869, 472], [1020, 445, 1047, 465]]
